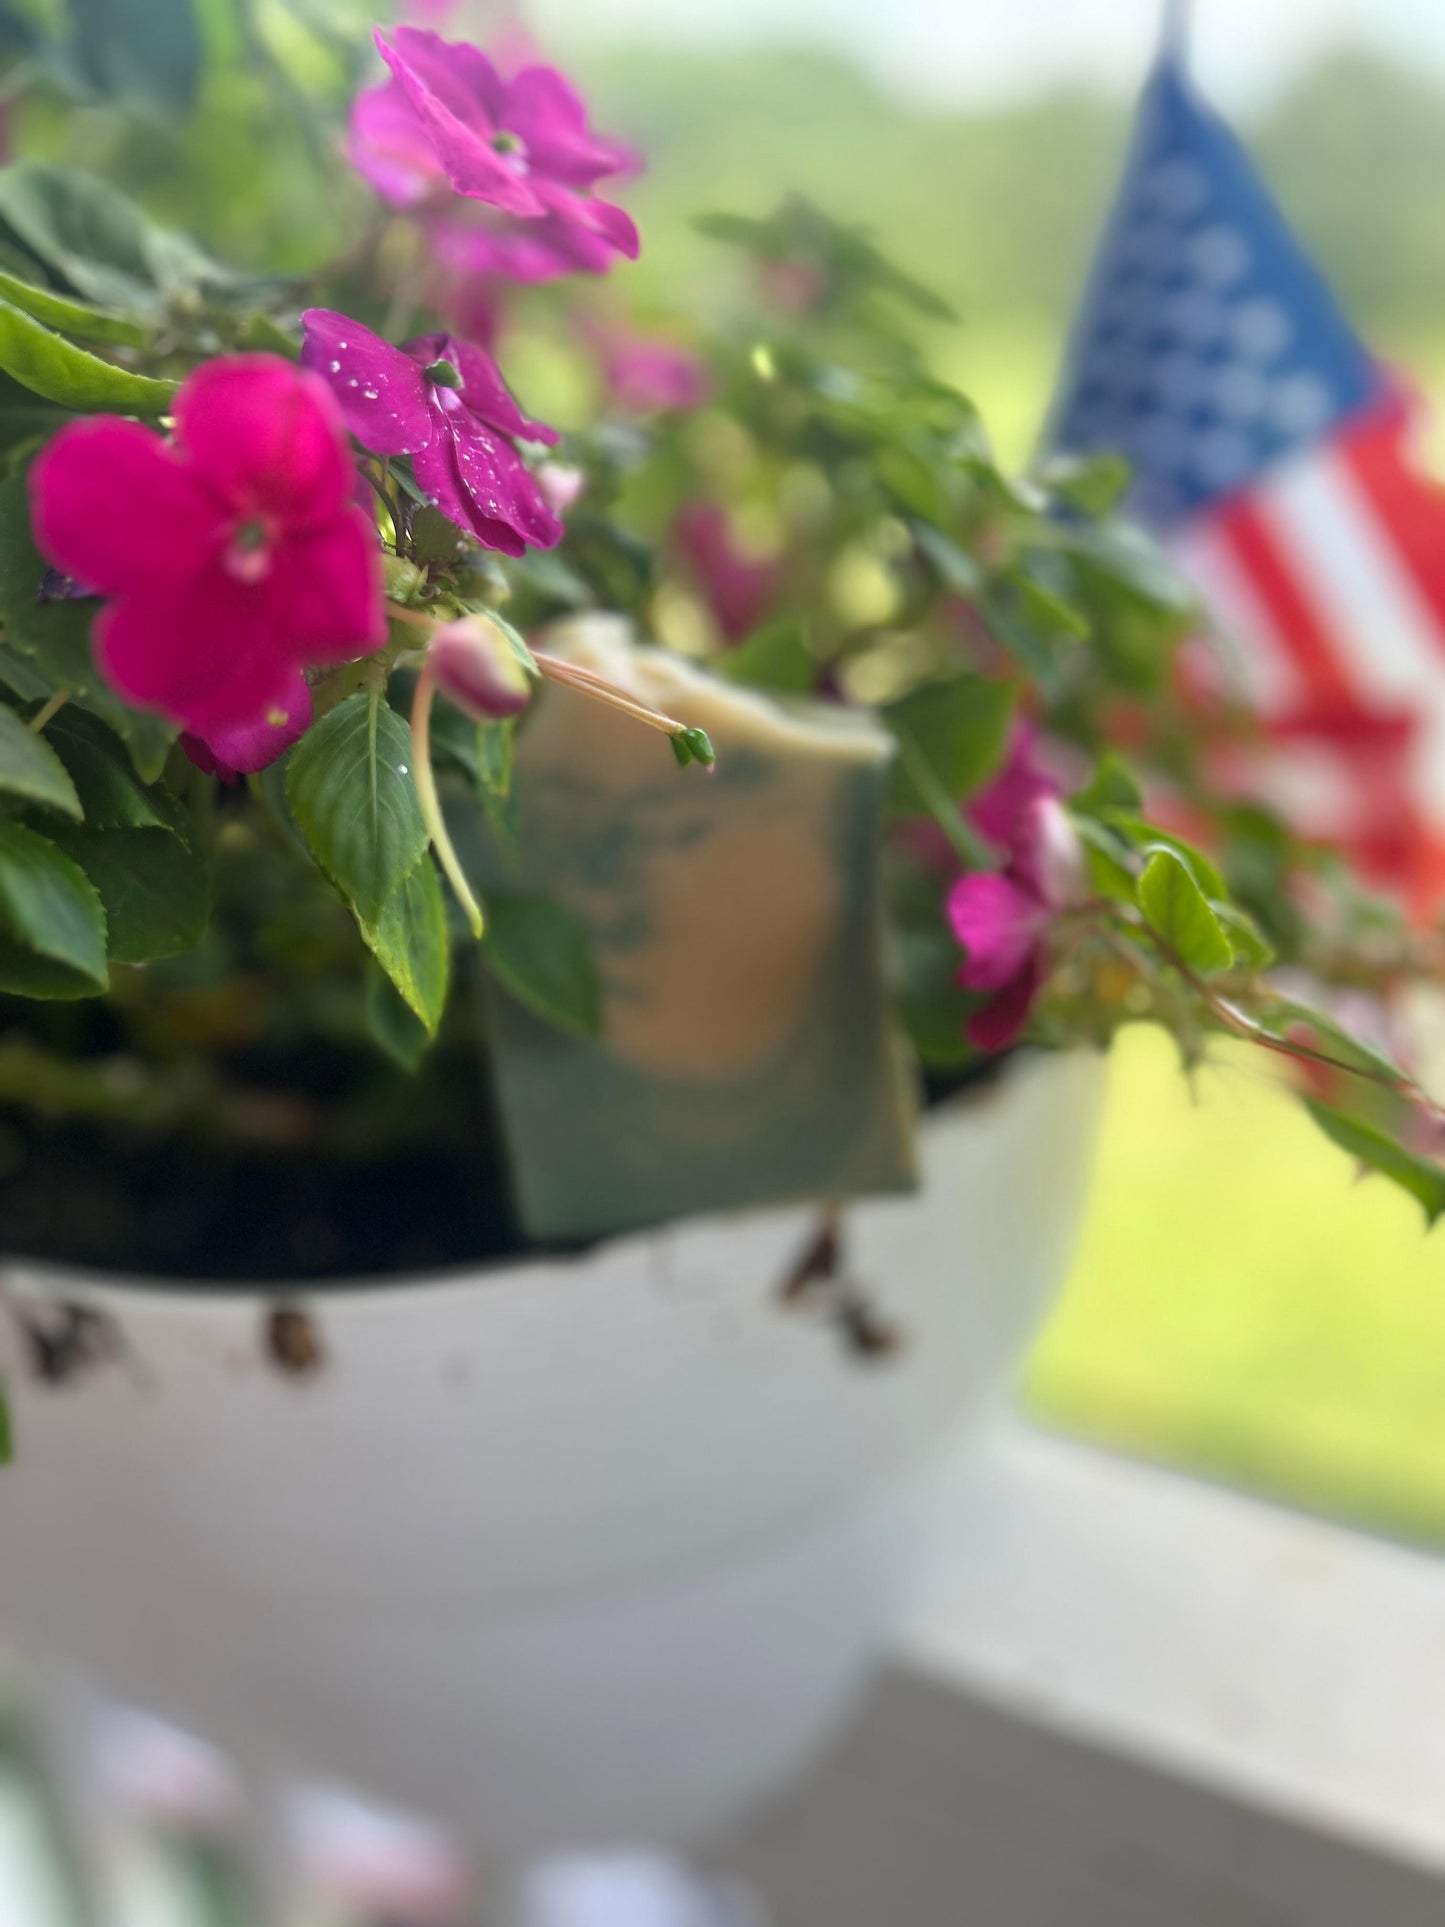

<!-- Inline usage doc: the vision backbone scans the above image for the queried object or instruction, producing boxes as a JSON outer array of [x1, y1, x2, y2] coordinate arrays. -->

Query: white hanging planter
[[0, 1050, 1103, 1863]]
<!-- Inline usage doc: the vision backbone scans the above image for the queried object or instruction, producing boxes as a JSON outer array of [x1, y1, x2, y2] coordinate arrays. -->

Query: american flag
[[1048, 41, 1445, 908]]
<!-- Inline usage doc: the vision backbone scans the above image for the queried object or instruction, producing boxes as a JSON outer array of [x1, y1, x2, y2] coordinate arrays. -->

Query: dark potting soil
[[0, 1031, 1009, 1288]]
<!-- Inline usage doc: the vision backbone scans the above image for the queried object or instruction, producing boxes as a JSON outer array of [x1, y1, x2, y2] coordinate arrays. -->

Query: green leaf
[[0, 468, 175, 777], [365, 962, 433, 1070], [0, 705, 79, 817], [721, 619, 813, 693], [895, 927, 980, 1069], [1037, 450, 1133, 517], [1306, 1099, 1445, 1226], [0, 161, 229, 313], [1073, 753, 1142, 815], [1012, 567, 1090, 641], [0, 819, 107, 995], [285, 692, 429, 926], [41, 706, 173, 830], [0, 296, 174, 413], [1214, 901, 1275, 971], [883, 674, 1015, 821], [1138, 848, 1233, 977], [45, 815, 208, 964], [358, 854, 449, 1035], [1104, 814, 1228, 899], [0, 267, 149, 347], [482, 893, 601, 1038], [1073, 814, 1137, 902], [0, 370, 77, 455], [911, 522, 984, 598], [64, 0, 204, 119]]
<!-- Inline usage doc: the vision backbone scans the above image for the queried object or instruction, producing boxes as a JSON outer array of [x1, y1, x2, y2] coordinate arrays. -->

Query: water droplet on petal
[[328, 359, 341, 374]]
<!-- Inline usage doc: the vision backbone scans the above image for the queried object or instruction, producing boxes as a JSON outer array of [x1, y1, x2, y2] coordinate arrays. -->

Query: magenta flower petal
[[184, 670, 313, 776], [947, 871, 1047, 992], [94, 569, 296, 736], [412, 415, 561, 556], [33, 352, 386, 744], [301, 310, 432, 456], [172, 357, 355, 523], [347, 78, 444, 206], [31, 418, 220, 596], [966, 957, 1044, 1054], [406, 330, 558, 445], [967, 721, 1058, 853], [374, 29, 546, 217], [503, 66, 638, 187], [268, 513, 388, 663]]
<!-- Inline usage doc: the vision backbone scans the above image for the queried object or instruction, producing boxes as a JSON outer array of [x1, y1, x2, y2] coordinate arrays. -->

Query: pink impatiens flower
[[946, 736, 1085, 1052], [348, 26, 639, 280], [589, 323, 711, 415], [31, 355, 385, 769], [301, 311, 563, 557]]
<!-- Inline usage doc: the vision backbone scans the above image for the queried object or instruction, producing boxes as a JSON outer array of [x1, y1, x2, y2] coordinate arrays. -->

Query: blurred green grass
[[1025, 1027, 1445, 1546]]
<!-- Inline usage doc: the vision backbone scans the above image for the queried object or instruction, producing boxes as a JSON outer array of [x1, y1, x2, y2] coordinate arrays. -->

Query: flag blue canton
[[1048, 61, 1386, 527]]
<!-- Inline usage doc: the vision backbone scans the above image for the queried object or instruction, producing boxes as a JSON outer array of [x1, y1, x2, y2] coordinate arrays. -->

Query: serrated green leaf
[[483, 892, 601, 1038], [0, 468, 175, 775], [365, 961, 433, 1070], [1306, 1099, 1445, 1225], [358, 854, 449, 1035], [286, 692, 429, 925], [883, 674, 1014, 821], [0, 705, 79, 817], [45, 815, 208, 964], [0, 296, 174, 413], [721, 619, 813, 693], [41, 706, 174, 831], [1138, 847, 1233, 976], [0, 819, 107, 995], [0, 267, 149, 346]]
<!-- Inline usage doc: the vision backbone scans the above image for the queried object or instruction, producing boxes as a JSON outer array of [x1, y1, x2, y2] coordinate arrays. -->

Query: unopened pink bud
[[429, 616, 533, 721]]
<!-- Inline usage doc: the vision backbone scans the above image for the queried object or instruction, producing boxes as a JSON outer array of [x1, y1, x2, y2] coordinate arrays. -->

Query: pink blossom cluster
[[28, 22, 640, 773]]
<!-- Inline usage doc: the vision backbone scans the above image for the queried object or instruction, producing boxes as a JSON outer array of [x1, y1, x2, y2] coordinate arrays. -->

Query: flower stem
[[27, 690, 68, 734], [530, 649, 697, 741], [410, 652, 485, 939]]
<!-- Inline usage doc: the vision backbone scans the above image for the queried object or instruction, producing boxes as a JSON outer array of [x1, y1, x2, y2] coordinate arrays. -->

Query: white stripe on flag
[[1258, 448, 1445, 815], [1172, 521, 1303, 714]]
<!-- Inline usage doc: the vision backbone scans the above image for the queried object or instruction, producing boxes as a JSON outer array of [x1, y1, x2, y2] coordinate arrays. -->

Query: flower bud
[[428, 615, 533, 721]]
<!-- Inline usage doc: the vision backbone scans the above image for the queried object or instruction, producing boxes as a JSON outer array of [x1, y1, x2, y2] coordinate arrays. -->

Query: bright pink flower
[[947, 791, 1084, 1053], [671, 502, 780, 643], [348, 27, 639, 279], [594, 326, 711, 415], [301, 311, 562, 556], [967, 721, 1058, 853], [31, 356, 385, 762]]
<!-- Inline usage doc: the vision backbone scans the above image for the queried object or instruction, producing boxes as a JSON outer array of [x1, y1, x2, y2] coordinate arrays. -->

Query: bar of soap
[[484, 616, 918, 1242]]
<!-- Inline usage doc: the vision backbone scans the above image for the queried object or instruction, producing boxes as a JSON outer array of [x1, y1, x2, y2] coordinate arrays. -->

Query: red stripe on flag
[[1209, 494, 1357, 705], [1340, 396, 1445, 651]]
